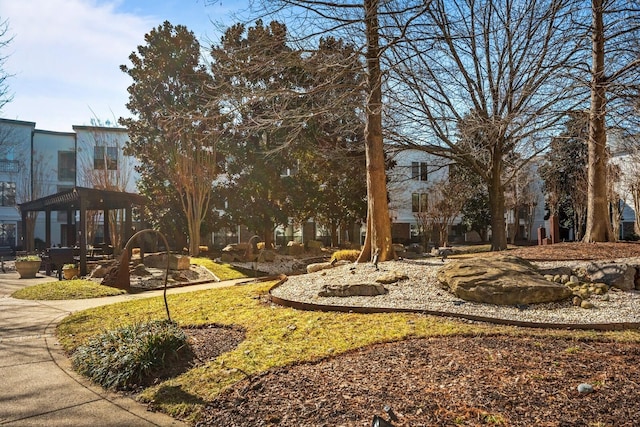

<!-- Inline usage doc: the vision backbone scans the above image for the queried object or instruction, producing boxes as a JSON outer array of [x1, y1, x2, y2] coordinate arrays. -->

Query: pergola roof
[[19, 187, 148, 277], [19, 187, 147, 212]]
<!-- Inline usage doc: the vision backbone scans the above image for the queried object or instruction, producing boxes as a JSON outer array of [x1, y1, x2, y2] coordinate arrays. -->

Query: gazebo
[[18, 187, 147, 276]]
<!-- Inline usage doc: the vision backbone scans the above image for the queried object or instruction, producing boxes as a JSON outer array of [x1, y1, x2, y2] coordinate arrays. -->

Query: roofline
[[33, 129, 77, 137], [72, 125, 128, 133], [0, 118, 36, 127]]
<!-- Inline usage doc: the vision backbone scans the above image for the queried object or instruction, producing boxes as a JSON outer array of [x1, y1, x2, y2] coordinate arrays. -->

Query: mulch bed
[[184, 243, 640, 426], [506, 241, 640, 261]]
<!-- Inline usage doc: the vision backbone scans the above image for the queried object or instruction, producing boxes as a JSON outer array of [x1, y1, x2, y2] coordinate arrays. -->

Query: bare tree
[[76, 120, 134, 250], [14, 154, 50, 252], [0, 18, 15, 158], [0, 18, 12, 116], [417, 176, 469, 247], [385, 0, 587, 251]]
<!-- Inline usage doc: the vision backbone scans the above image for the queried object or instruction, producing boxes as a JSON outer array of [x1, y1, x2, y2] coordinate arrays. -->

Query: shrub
[[71, 320, 188, 390], [330, 249, 360, 263], [16, 255, 41, 262]]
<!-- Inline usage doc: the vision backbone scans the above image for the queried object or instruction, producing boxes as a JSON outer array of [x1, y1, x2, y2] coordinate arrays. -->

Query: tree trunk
[[488, 163, 507, 251], [188, 217, 201, 257], [330, 222, 339, 247], [632, 186, 640, 236], [261, 224, 275, 250], [583, 0, 613, 243], [357, 0, 395, 263]]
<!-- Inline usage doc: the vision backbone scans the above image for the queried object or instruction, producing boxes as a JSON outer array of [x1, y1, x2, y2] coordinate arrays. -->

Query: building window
[[94, 146, 118, 170], [411, 162, 428, 181], [0, 159, 19, 173], [412, 192, 428, 213], [0, 223, 16, 246], [0, 182, 16, 206], [58, 151, 76, 181]]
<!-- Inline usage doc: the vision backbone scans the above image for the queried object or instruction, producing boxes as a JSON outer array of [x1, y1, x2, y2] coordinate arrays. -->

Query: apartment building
[[0, 118, 138, 250]]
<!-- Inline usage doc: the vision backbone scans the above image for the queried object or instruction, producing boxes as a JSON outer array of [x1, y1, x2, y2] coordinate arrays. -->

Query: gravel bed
[[270, 259, 640, 326]]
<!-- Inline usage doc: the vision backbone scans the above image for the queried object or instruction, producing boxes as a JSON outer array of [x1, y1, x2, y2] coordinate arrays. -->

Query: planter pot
[[15, 260, 41, 279], [63, 268, 79, 280]]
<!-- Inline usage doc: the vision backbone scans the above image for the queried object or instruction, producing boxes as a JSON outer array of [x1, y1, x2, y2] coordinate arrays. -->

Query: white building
[[386, 147, 548, 246], [0, 118, 139, 250]]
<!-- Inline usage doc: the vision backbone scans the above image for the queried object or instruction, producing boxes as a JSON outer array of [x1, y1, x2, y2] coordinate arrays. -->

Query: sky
[[0, 0, 250, 132]]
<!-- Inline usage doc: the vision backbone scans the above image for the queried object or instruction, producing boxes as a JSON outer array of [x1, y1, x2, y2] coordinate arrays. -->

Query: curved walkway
[[0, 272, 244, 426]]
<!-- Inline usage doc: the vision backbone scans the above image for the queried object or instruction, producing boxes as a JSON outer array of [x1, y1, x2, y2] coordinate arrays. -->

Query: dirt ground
[[185, 242, 640, 427]]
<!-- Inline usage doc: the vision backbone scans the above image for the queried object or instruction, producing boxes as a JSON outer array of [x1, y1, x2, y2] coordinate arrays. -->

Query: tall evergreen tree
[[120, 21, 223, 255]]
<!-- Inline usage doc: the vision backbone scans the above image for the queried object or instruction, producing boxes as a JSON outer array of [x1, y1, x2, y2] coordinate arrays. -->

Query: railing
[[0, 160, 20, 173]]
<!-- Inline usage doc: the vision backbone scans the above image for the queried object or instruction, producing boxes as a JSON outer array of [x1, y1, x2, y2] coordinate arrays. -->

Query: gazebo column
[[103, 208, 111, 245], [79, 198, 88, 276], [20, 209, 28, 252], [66, 210, 74, 246], [124, 206, 133, 247], [45, 209, 51, 248]]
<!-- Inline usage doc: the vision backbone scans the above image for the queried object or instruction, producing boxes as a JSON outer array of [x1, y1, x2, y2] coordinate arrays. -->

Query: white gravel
[[270, 259, 640, 327]]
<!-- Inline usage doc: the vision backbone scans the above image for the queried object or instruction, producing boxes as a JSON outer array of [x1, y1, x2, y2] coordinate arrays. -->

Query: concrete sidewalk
[[0, 272, 246, 426]]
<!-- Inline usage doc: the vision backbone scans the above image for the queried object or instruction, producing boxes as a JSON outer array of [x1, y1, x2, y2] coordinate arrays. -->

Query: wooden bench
[[44, 248, 76, 280]]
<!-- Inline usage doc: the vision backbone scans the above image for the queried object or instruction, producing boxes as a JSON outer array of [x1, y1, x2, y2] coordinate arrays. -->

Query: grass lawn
[[12, 279, 126, 300], [11, 258, 246, 301], [56, 280, 640, 423], [189, 257, 248, 281]]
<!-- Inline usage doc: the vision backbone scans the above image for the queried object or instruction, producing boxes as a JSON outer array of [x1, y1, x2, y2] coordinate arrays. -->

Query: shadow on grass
[[149, 384, 206, 407]]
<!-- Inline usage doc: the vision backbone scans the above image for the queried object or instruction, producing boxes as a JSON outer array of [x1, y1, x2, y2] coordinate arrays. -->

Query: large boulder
[[437, 254, 572, 305], [142, 253, 191, 270]]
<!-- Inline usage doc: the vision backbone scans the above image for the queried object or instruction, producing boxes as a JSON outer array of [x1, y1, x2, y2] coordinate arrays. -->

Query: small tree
[[77, 120, 134, 250], [0, 18, 12, 116], [14, 154, 50, 251], [539, 112, 589, 240], [412, 172, 471, 248], [504, 163, 539, 244]]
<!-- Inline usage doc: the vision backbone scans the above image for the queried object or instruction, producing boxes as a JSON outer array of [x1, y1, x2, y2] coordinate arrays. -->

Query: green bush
[[330, 249, 360, 263], [71, 320, 188, 390]]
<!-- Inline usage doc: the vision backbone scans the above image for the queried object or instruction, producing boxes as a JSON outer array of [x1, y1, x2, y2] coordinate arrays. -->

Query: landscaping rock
[[318, 283, 388, 297], [89, 264, 110, 279], [132, 263, 151, 276], [393, 244, 407, 257], [287, 241, 304, 256], [580, 300, 595, 309], [580, 262, 636, 291], [375, 272, 409, 284], [307, 262, 335, 274], [577, 383, 594, 394], [436, 254, 572, 305], [222, 243, 252, 262], [257, 250, 276, 263], [307, 240, 324, 254], [143, 253, 191, 270], [537, 265, 573, 278]]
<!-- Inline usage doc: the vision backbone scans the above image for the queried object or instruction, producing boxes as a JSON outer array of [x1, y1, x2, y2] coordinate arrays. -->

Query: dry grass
[[56, 279, 640, 422], [11, 279, 126, 300]]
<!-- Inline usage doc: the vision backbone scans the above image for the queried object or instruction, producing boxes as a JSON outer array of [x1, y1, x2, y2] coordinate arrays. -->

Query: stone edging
[[268, 276, 640, 331]]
